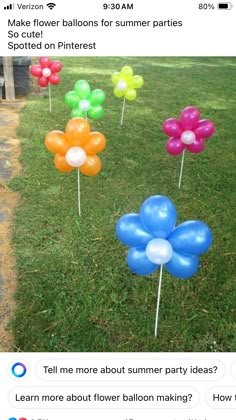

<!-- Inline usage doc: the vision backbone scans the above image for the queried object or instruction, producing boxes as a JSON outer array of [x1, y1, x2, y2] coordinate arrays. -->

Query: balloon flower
[[30, 56, 62, 112], [30, 56, 62, 87], [65, 80, 105, 120], [45, 118, 106, 214], [111, 66, 144, 125], [116, 195, 213, 336], [163, 106, 215, 189]]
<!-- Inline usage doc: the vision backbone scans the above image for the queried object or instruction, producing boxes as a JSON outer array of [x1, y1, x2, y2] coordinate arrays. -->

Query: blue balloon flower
[[116, 195, 213, 279]]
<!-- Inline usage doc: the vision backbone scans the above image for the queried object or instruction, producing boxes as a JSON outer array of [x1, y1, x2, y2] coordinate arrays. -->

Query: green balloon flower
[[65, 80, 106, 120]]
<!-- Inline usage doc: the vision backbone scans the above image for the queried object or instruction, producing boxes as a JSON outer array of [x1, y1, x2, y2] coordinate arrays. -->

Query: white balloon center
[[42, 67, 51, 77], [181, 130, 196, 145], [79, 99, 91, 112], [146, 238, 173, 265], [65, 147, 87, 168], [116, 80, 128, 92]]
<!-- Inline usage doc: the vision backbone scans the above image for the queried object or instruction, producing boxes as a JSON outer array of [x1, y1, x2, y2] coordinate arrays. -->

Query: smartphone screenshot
[[0, 1, 235, 419]]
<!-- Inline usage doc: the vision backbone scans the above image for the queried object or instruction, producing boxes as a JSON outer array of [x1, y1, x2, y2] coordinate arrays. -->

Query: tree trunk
[[3, 57, 15, 100]]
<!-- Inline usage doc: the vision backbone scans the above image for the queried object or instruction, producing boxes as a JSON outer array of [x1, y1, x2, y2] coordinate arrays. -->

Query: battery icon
[[218, 2, 233, 8]]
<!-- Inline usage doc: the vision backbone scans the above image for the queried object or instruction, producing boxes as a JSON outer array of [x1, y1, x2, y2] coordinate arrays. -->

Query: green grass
[[9, 57, 236, 352]]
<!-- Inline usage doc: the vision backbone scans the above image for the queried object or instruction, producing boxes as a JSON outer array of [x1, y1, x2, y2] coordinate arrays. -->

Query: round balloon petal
[[120, 66, 133, 81], [125, 89, 137, 101], [50, 60, 62, 73], [65, 118, 90, 147], [39, 56, 51, 68], [180, 106, 200, 130], [30, 64, 42, 77], [116, 214, 155, 247], [65, 91, 79, 108], [38, 76, 48, 87], [45, 131, 70, 155], [111, 72, 120, 84], [114, 87, 124, 98], [187, 138, 205, 154], [194, 119, 215, 139], [79, 154, 101, 176], [89, 89, 105, 106], [166, 138, 185, 155], [88, 105, 104, 120], [74, 80, 91, 99], [49, 74, 60, 85], [140, 195, 177, 239], [168, 221, 213, 255], [54, 154, 73, 173], [165, 251, 199, 279], [127, 247, 158, 276], [130, 75, 143, 89], [71, 108, 86, 119], [83, 132, 106, 154], [163, 118, 182, 137]]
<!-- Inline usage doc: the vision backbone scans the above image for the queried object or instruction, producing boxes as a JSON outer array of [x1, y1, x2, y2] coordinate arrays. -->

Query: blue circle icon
[[8, 418, 17, 420], [11, 362, 27, 378]]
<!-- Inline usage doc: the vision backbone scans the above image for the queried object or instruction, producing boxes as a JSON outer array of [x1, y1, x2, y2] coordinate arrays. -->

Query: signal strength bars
[[4, 3, 14, 9]]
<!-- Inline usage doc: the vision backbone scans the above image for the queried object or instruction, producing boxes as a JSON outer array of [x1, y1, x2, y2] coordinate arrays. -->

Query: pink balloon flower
[[163, 106, 215, 155], [30, 56, 62, 87]]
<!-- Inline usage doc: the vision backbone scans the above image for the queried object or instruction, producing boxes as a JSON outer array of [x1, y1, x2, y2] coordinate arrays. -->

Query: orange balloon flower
[[45, 118, 106, 176]]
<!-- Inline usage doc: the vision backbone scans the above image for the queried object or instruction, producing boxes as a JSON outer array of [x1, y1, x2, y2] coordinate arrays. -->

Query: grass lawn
[[9, 57, 236, 352]]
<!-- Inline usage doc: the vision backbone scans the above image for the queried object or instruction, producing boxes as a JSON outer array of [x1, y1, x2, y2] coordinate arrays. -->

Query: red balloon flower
[[163, 106, 215, 155], [30, 56, 62, 87]]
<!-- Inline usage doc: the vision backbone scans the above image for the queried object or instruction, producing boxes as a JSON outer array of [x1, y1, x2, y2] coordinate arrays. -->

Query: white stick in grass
[[78, 169, 81, 215], [49, 83, 52, 113], [154, 264, 163, 337], [120, 97, 126, 126], [178, 149, 185, 190]]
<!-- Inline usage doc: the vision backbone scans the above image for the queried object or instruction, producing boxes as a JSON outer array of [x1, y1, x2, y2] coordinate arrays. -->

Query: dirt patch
[[0, 189, 19, 351], [0, 99, 25, 351]]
